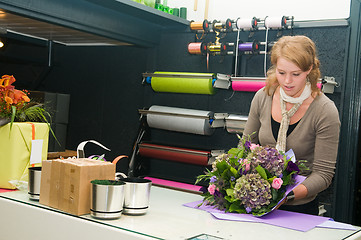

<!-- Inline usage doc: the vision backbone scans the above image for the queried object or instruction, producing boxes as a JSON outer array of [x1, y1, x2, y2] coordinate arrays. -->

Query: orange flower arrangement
[[0, 74, 52, 129], [0, 75, 30, 109]]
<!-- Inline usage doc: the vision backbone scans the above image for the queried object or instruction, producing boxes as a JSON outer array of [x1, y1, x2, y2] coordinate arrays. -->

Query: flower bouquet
[[0, 74, 53, 131], [196, 134, 306, 216]]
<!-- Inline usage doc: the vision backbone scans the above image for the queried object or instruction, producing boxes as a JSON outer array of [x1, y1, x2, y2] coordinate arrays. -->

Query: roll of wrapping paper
[[225, 114, 248, 133], [232, 80, 322, 92], [150, 71, 216, 95], [138, 143, 210, 166], [232, 80, 266, 92], [146, 105, 215, 135]]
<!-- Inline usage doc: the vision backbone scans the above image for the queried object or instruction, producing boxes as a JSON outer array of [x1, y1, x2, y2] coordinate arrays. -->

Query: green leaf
[[216, 160, 229, 173], [224, 195, 237, 203], [282, 172, 293, 185], [230, 167, 238, 176], [237, 148, 245, 159], [226, 188, 234, 197], [268, 176, 276, 184], [264, 168, 272, 179], [10, 105, 16, 131], [229, 201, 245, 213], [229, 157, 238, 166], [228, 148, 240, 156], [271, 188, 278, 201], [255, 165, 267, 180]]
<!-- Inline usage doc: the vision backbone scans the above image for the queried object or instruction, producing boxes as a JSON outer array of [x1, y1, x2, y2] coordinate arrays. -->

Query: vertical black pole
[[333, 0, 361, 224]]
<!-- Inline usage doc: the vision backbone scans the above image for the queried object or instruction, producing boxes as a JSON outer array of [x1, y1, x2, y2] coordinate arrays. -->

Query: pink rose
[[250, 143, 259, 150], [272, 178, 283, 190], [242, 159, 250, 172], [208, 184, 217, 195]]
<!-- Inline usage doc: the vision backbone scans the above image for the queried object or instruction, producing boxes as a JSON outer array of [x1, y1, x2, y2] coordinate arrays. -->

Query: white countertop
[[0, 186, 360, 240]]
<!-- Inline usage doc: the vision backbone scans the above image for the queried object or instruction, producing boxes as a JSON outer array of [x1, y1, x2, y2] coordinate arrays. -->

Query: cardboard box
[[40, 158, 115, 215], [0, 122, 49, 189]]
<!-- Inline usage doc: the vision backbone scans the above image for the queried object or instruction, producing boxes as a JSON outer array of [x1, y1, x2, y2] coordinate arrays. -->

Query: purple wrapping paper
[[183, 200, 330, 232]]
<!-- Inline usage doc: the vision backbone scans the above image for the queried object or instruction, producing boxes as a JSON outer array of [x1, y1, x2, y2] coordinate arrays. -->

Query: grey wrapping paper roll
[[147, 105, 215, 135], [225, 114, 248, 133]]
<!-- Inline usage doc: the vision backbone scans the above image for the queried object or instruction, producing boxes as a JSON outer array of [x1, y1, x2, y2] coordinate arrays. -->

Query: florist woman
[[243, 35, 341, 215]]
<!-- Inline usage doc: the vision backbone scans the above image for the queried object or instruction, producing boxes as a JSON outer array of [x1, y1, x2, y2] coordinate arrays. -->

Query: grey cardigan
[[243, 88, 341, 205]]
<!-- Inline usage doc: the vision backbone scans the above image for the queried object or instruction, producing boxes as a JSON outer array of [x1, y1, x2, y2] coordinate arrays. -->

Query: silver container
[[90, 180, 125, 219], [28, 167, 42, 201], [123, 178, 152, 215]]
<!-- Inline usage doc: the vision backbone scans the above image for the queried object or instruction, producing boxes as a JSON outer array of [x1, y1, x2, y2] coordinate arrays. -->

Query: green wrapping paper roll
[[151, 71, 216, 95]]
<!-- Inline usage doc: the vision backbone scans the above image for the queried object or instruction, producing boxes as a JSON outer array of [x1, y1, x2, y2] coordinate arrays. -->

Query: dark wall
[[0, 43, 149, 171], [45, 45, 149, 171]]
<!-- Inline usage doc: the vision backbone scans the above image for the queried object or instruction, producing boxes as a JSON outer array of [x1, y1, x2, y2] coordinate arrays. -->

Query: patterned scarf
[[275, 82, 312, 152]]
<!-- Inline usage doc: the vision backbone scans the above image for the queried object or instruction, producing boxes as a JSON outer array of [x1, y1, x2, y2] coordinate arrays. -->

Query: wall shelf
[[0, 0, 189, 47], [86, 0, 189, 29]]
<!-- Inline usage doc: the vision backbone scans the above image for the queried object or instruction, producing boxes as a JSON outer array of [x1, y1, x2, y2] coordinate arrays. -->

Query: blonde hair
[[265, 35, 321, 96]]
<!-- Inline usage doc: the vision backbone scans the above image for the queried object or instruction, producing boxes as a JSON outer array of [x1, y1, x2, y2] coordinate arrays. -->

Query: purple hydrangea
[[233, 173, 272, 210], [249, 146, 284, 177]]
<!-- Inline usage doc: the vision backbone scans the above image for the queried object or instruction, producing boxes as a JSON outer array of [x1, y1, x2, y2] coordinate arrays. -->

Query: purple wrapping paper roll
[[232, 81, 266, 92], [238, 42, 254, 51]]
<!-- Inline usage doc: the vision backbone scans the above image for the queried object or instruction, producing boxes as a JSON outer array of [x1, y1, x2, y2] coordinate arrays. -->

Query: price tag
[[30, 139, 43, 165]]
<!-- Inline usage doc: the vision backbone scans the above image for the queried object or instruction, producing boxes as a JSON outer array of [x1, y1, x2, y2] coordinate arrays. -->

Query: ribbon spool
[[238, 41, 259, 53], [188, 42, 207, 55], [148, 71, 216, 95], [264, 16, 287, 29], [208, 43, 227, 55], [212, 19, 232, 31], [236, 17, 258, 30], [190, 20, 210, 32], [146, 105, 215, 135], [225, 18, 233, 31]]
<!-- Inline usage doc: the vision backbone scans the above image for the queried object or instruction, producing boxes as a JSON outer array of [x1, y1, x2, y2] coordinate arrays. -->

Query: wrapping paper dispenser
[[143, 72, 338, 93], [142, 72, 231, 90], [139, 108, 248, 133], [138, 142, 224, 166]]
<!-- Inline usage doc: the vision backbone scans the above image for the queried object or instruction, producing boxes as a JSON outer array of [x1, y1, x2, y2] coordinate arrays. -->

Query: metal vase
[[28, 167, 42, 201], [90, 180, 125, 219], [123, 178, 152, 215]]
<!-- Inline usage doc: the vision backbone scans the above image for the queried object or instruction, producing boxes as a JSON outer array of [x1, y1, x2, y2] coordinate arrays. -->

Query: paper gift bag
[[0, 122, 49, 189]]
